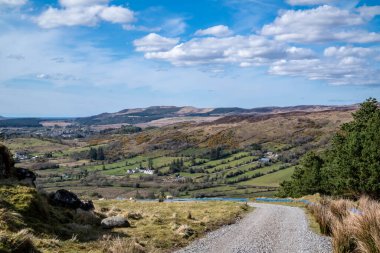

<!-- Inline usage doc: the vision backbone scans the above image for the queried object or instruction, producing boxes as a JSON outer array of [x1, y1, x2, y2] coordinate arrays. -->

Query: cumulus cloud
[[133, 33, 179, 52], [286, 0, 336, 6], [261, 5, 380, 43], [195, 25, 233, 37], [134, 31, 379, 85], [36, 0, 134, 28], [0, 0, 26, 7], [269, 46, 380, 85], [323, 46, 376, 58], [98, 6, 134, 23], [358, 5, 380, 20], [140, 35, 315, 66]]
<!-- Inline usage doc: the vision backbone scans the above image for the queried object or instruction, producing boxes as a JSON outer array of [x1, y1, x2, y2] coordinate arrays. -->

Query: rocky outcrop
[[0, 145, 36, 187], [49, 189, 94, 211], [0, 144, 14, 179], [101, 216, 130, 229]]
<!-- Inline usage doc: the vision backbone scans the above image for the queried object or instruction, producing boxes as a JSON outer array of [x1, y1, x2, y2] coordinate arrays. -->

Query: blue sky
[[0, 0, 379, 117]]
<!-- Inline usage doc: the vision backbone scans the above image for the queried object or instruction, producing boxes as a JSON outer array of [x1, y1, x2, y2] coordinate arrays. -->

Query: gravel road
[[176, 202, 332, 253]]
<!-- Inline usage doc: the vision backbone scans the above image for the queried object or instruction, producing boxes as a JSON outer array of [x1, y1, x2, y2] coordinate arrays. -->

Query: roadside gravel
[[176, 202, 332, 253]]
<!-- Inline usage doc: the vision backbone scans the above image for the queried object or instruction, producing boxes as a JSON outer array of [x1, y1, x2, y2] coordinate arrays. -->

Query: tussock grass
[[308, 196, 380, 253], [0, 184, 249, 252], [94, 200, 250, 252]]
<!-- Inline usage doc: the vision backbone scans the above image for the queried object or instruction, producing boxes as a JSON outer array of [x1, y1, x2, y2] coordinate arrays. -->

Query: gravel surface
[[176, 202, 332, 253]]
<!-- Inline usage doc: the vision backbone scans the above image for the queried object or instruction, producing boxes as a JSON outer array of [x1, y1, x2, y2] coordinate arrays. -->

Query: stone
[[176, 225, 196, 238], [101, 216, 130, 229], [127, 212, 143, 220], [49, 189, 94, 211]]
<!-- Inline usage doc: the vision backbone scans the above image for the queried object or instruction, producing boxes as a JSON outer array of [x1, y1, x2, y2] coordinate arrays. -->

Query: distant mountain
[[76, 105, 357, 126]]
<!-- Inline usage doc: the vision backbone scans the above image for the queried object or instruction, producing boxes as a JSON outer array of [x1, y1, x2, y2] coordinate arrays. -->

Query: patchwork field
[[2, 108, 354, 200]]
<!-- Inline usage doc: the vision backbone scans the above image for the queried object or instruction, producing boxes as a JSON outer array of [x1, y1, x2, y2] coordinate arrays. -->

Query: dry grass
[[308, 196, 380, 253], [0, 184, 249, 253], [94, 200, 250, 252]]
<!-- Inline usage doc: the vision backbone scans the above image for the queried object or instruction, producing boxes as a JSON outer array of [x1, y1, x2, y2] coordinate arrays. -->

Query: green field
[[238, 166, 295, 187]]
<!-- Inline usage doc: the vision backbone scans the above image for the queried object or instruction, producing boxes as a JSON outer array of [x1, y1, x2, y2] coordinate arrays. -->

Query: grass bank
[[94, 200, 251, 252], [0, 183, 250, 253]]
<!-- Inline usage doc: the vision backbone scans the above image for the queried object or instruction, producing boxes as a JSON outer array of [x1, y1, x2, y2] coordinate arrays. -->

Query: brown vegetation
[[308, 196, 380, 253]]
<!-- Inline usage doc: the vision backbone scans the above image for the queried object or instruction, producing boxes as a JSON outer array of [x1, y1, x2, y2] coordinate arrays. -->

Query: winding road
[[176, 203, 332, 253]]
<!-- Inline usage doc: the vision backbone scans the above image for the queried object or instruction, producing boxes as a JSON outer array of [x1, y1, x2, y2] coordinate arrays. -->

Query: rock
[[0, 145, 15, 179], [74, 208, 100, 225], [127, 212, 143, 220], [101, 216, 130, 229], [13, 168, 36, 187], [176, 225, 196, 238], [49, 189, 94, 211], [81, 200, 95, 211]]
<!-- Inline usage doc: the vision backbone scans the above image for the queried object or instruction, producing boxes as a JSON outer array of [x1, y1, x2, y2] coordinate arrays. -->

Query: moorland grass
[[308, 196, 380, 253], [0, 183, 250, 253], [94, 200, 250, 252]]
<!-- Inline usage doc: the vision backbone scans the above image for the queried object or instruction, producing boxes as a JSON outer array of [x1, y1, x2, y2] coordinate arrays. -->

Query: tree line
[[278, 98, 380, 199]]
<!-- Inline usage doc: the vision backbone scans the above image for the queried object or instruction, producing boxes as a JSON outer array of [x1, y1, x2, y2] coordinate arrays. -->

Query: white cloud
[[134, 32, 379, 86], [261, 5, 380, 43], [36, 1, 134, 28], [37, 6, 103, 28], [133, 33, 179, 52], [324, 46, 376, 58], [195, 25, 233, 37], [142, 35, 315, 66], [0, 0, 26, 6], [357, 5, 380, 20], [269, 48, 380, 85], [123, 24, 160, 32], [59, 0, 108, 8], [99, 6, 134, 24], [286, 0, 336, 6], [161, 18, 187, 36]]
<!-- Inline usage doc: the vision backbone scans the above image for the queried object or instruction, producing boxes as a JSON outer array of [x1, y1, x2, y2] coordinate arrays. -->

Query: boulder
[[13, 168, 36, 187], [101, 216, 130, 229], [49, 189, 94, 211]]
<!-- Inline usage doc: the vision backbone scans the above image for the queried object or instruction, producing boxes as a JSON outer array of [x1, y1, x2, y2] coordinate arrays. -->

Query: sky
[[0, 0, 380, 117]]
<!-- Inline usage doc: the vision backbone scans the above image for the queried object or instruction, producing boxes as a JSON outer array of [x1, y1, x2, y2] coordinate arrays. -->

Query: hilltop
[[74, 104, 356, 127], [0, 104, 357, 128]]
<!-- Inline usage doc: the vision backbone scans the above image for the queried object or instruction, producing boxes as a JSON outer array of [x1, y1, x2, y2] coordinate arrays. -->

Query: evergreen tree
[[148, 158, 154, 169], [89, 148, 97, 160], [97, 147, 105, 160], [279, 98, 380, 198]]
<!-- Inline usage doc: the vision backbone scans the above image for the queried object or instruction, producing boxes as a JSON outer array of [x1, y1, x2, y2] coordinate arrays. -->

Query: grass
[[0, 183, 250, 253], [238, 166, 295, 187], [94, 200, 250, 252], [4, 137, 69, 156], [308, 196, 380, 253]]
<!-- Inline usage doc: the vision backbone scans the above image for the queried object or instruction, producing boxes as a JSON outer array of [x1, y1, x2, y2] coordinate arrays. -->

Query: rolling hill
[[75, 104, 357, 126]]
